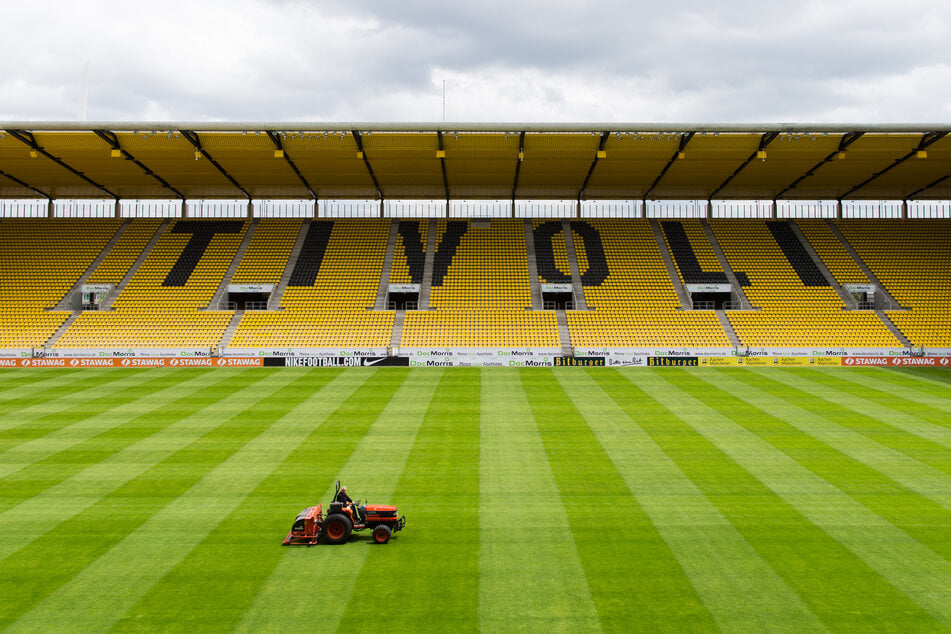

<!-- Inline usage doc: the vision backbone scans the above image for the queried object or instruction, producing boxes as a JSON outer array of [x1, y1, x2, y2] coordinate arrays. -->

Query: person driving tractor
[[335, 485, 365, 523]]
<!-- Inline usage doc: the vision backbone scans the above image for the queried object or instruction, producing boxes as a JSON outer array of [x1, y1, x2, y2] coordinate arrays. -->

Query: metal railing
[[245, 301, 268, 311], [692, 301, 716, 310], [722, 300, 743, 310], [387, 301, 419, 310], [543, 301, 575, 310]]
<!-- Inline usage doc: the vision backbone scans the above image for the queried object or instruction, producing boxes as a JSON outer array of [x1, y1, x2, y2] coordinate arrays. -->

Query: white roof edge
[[2, 121, 951, 133]]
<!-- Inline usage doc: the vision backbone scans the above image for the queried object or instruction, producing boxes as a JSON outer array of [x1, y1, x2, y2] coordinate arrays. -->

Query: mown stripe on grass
[[117, 369, 413, 631], [477, 369, 600, 632], [732, 368, 951, 479], [892, 367, 951, 388], [0, 369, 174, 432], [238, 369, 443, 632], [0, 369, 205, 476], [615, 369, 943, 630], [0, 369, 83, 396], [716, 368, 951, 495], [824, 368, 951, 414], [688, 368, 951, 562], [0, 369, 91, 402], [784, 368, 951, 428], [563, 369, 824, 632], [766, 369, 951, 450], [0, 368, 304, 629], [627, 369, 951, 629], [334, 369, 481, 632], [0, 369, 252, 551], [523, 369, 716, 632], [8, 369, 370, 632]]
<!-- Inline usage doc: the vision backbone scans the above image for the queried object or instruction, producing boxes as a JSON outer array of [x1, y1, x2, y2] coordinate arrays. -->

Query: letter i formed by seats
[[163, 221, 243, 287]]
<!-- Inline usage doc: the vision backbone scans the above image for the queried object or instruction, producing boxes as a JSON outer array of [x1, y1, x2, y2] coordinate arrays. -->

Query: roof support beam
[[93, 130, 185, 199], [642, 132, 694, 201], [708, 131, 780, 199], [578, 131, 611, 200], [179, 130, 251, 199], [266, 131, 317, 199], [775, 132, 864, 199], [0, 168, 51, 199], [436, 131, 450, 201], [906, 173, 951, 200], [512, 131, 526, 200], [839, 131, 948, 200], [5, 129, 117, 199], [351, 130, 383, 200]]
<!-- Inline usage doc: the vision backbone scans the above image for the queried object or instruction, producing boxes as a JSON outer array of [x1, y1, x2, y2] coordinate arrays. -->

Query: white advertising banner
[[686, 283, 732, 293], [220, 347, 388, 358], [402, 348, 561, 367], [0, 349, 32, 359], [41, 348, 212, 359], [844, 284, 876, 294], [227, 284, 274, 293], [541, 283, 573, 293], [387, 284, 420, 293], [81, 284, 113, 294], [574, 347, 733, 358]]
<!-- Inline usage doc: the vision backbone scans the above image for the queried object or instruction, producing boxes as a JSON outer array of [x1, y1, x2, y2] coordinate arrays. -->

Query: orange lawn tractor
[[282, 481, 406, 546]]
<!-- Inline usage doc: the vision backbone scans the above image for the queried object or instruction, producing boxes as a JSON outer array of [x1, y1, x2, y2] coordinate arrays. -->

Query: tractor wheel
[[323, 514, 352, 545], [372, 524, 392, 544]]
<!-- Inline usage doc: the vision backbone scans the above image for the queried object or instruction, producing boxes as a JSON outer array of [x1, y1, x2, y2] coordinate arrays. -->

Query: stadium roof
[[2, 122, 951, 201]]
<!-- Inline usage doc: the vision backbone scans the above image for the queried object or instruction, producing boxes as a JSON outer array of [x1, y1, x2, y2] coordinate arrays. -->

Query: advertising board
[[221, 348, 388, 358], [843, 356, 951, 367]]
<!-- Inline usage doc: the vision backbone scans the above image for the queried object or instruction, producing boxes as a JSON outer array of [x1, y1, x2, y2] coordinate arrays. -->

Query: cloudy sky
[[2, 0, 950, 123]]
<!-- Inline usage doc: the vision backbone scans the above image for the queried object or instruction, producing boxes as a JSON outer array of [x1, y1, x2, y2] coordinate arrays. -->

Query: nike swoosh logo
[[364, 358, 385, 366]]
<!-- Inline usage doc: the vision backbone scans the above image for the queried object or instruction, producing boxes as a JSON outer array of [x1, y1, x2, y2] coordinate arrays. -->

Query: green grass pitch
[[1, 366, 950, 632]]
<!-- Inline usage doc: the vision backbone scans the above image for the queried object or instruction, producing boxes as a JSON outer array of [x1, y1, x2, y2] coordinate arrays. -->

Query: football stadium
[[1, 122, 951, 630]]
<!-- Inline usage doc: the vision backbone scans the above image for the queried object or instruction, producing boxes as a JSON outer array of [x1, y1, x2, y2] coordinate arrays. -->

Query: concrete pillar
[[314, 198, 319, 218], [576, 199, 582, 219], [445, 199, 450, 218], [379, 198, 385, 219], [639, 200, 646, 219], [246, 199, 253, 219], [182, 200, 189, 218], [511, 199, 516, 218], [706, 200, 713, 219], [770, 200, 778, 219], [47, 199, 55, 218], [901, 200, 909, 219], [114, 199, 121, 219], [836, 200, 843, 219]]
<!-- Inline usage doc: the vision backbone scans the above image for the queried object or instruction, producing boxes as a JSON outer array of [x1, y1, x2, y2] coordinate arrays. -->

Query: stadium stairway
[[875, 310, 913, 348], [418, 219, 438, 309], [650, 219, 691, 309], [217, 310, 244, 348], [826, 220, 906, 309], [206, 218, 259, 310], [701, 220, 754, 309], [54, 219, 131, 311], [390, 309, 406, 347], [268, 219, 310, 310], [556, 309, 572, 354], [788, 220, 858, 309], [524, 220, 543, 309], [43, 311, 81, 349], [99, 219, 169, 310], [715, 310, 741, 346], [562, 220, 589, 310], [373, 220, 399, 310]]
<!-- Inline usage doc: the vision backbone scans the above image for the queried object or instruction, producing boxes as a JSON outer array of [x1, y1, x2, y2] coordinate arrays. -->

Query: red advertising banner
[[6, 358, 264, 368], [843, 356, 951, 367]]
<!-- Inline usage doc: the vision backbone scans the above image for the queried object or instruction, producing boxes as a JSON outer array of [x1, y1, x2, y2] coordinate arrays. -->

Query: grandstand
[[0, 123, 949, 362]]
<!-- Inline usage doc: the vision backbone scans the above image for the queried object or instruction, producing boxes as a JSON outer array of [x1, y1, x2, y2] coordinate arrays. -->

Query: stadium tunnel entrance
[[543, 291, 575, 310], [690, 291, 734, 310], [227, 292, 270, 310]]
